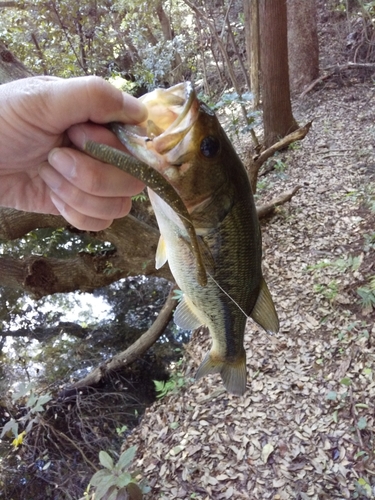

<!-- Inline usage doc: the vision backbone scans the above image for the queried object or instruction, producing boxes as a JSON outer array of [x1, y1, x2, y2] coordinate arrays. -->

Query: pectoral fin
[[155, 235, 168, 269], [250, 278, 279, 334], [174, 296, 203, 330]]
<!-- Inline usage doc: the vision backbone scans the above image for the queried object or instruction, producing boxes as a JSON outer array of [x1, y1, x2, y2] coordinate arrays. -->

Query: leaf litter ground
[[125, 82, 375, 499]]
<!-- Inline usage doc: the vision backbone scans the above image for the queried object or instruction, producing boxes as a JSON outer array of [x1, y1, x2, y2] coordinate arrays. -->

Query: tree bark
[[287, 0, 319, 94], [260, 0, 298, 147], [0, 42, 34, 83], [244, 0, 260, 108], [155, 0, 183, 82], [256, 186, 301, 218], [0, 209, 173, 297]]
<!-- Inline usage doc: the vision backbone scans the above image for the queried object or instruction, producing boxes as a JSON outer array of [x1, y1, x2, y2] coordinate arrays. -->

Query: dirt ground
[[124, 71, 375, 500]]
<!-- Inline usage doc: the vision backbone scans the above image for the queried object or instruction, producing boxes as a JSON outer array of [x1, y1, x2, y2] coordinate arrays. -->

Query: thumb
[[40, 76, 147, 131]]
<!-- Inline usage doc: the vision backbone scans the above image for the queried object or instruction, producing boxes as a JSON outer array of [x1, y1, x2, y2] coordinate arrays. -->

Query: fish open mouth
[[111, 82, 200, 168]]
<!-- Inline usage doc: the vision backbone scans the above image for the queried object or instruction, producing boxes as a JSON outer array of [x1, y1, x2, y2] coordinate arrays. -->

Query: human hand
[[0, 75, 147, 230]]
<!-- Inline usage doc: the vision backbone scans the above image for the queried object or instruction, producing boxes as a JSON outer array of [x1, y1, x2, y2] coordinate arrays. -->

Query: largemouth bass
[[85, 82, 279, 395]]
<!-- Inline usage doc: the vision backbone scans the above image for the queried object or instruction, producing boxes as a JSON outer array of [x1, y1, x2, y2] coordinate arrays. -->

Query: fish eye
[[200, 136, 220, 158]]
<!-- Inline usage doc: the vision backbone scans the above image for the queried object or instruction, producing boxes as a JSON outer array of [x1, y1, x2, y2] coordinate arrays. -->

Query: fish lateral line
[[83, 139, 208, 287]]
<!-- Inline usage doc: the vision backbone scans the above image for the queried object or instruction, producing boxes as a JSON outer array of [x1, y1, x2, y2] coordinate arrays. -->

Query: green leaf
[[357, 417, 367, 430], [26, 392, 38, 409], [36, 394, 53, 406], [116, 471, 132, 488], [357, 477, 372, 496], [90, 469, 113, 487], [355, 403, 369, 409], [117, 446, 137, 470], [12, 382, 34, 402], [1, 419, 18, 438], [340, 377, 352, 386], [99, 451, 114, 470], [332, 410, 338, 423], [94, 478, 118, 500]]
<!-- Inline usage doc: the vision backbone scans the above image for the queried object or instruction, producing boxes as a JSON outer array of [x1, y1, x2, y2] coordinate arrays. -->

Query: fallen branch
[[301, 62, 375, 97], [67, 285, 178, 391], [250, 122, 312, 192], [256, 186, 301, 219]]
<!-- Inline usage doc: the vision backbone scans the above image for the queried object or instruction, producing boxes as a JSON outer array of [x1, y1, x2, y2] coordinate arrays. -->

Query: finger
[[42, 76, 147, 133], [47, 145, 144, 197], [67, 122, 128, 151], [50, 192, 115, 231], [39, 163, 133, 220]]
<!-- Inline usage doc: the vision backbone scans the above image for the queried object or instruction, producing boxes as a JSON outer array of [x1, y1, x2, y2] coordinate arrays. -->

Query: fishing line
[[206, 271, 249, 319]]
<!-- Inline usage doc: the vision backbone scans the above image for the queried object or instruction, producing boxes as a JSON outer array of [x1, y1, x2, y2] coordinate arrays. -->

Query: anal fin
[[250, 277, 279, 334]]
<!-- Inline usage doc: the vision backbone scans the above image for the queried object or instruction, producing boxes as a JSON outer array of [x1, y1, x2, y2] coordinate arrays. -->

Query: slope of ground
[[125, 81, 375, 499]]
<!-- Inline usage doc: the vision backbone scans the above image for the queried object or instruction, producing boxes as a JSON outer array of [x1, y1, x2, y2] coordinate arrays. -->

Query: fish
[[85, 82, 279, 395]]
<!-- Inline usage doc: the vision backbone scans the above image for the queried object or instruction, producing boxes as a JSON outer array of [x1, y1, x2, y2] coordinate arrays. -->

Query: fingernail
[[48, 149, 76, 179]]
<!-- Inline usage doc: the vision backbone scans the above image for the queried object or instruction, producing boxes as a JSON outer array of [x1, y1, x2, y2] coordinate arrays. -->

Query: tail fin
[[195, 350, 247, 396]]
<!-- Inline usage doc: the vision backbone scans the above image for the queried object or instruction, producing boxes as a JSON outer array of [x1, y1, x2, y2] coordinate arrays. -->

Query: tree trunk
[[260, 0, 298, 147], [244, 0, 260, 108], [287, 0, 319, 94], [0, 208, 173, 297], [0, 42, 34, 83], [155, 0, 183, 82]]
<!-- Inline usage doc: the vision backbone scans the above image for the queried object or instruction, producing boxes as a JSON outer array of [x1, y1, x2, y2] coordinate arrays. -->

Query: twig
[[301, 62, 375, 97], [250, 122, 312, 192], [256, 186, 301, 219], [41, 419, 99, 471]]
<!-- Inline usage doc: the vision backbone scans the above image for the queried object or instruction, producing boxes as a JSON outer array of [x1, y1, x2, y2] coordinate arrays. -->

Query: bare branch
[[250, 122, 312, 192], [68, 285, 178, 390], [256, 186, 301, 219]]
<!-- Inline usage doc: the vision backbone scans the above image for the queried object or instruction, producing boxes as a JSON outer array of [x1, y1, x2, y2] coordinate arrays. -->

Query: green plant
[[354, 477, 372, 498], [307, 255, 362, 273], [357, 276, 375, 310], [153, 375, 185, 399], [274, 158, 287, 173], [153, 360, 188, 399], [255, 179, 270, 194], [84, 446, 150, 500], [288, 141, 301, 151], [211, 91, 259, 140], [132, 192, 148, 203], [314, 280, 339, 301], [1, 382, 52, 447]]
